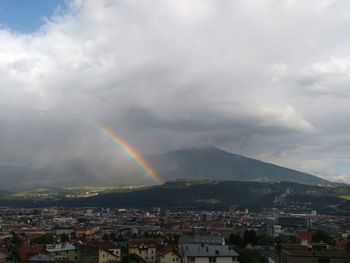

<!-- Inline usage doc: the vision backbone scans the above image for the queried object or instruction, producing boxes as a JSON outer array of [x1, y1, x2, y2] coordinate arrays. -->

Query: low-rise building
[[180, 244, 239, 263], [160, 246, 182, 263], [128, 239, 160, 263], [46, 244, 79, 262], [273, 243, 350, 263]]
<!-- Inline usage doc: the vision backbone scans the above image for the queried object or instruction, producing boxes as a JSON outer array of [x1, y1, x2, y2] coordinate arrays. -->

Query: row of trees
[[226, 230, 273, 248]]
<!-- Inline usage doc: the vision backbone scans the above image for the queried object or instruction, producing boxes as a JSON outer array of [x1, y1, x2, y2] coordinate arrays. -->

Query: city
[[0, 206, 349, 263], [1, 1, 350, 263]]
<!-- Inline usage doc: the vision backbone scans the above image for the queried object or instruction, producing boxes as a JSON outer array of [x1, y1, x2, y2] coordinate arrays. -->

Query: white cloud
[[0, 0, 349, 183], [257, 105, 316, 133]]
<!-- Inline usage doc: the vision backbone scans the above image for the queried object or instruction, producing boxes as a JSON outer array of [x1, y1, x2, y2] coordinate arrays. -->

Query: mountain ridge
[[148, 146, 330, 186]]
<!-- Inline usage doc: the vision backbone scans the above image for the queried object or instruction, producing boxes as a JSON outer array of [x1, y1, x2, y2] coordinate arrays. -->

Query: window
[[189, 257, 195, 262], [209, 257, 216, 263]]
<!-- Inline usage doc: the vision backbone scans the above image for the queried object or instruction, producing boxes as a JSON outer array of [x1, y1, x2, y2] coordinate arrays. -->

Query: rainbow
[[93, 122, 163, 184]]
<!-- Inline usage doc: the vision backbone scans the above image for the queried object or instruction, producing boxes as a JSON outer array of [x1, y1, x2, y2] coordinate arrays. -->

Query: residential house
[[160, 246, 182, 263], [128, 239, 160, 263], [180, 244, 239, 263], [46, 244, 79, 262], [271, 243, 350, 263]]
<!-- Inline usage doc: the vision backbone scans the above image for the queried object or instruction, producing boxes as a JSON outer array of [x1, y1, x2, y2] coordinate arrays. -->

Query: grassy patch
[[340, 195, 350, 200]]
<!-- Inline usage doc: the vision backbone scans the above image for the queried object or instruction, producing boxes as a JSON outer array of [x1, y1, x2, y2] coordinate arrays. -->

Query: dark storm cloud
[[0, 0, 350, 184]]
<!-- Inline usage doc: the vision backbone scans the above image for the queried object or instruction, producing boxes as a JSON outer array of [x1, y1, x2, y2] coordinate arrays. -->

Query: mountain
[[0, 147, 329, 190], [1, 180, 350, 215], [148, 147, 329, 186]]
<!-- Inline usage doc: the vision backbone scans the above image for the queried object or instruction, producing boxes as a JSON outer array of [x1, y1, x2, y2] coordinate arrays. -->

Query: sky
[[0, 0, 350, 185], [0, 0, 66, 33]]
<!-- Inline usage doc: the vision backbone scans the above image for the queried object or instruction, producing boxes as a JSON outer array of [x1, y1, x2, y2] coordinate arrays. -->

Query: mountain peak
[[149, 146, 329, 186]]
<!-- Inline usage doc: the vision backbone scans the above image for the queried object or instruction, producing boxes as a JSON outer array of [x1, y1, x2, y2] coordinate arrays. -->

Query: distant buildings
[[278, 216, 312, 228]]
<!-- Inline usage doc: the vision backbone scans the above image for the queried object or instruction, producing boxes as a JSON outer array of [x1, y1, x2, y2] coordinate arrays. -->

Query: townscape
[[2, 1, 350, 263], [0, 207, 349, 263]]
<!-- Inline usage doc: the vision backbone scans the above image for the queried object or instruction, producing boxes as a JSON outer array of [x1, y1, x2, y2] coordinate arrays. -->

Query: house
[[75, 227, 99, 238], [272, 243, 350, 263], [46, 244, 79, 262], [180, 244, 239, 263], [53, 228, 75, 238], [128, 239, 160, 263], [297, 231, 312, 244], [19, 245, 45, 263], [179, 236, 225, 246], [27, 253, 65, 263], [78, 240, 120, 263], [160, 246, 182, 263]]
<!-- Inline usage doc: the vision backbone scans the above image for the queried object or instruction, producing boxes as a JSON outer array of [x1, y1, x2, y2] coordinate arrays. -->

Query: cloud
[[0, 0, 349, 185]]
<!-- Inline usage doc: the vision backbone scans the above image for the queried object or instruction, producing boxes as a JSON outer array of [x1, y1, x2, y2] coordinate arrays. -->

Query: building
[[128, 239, 160, 263], [179, 236, 225, 246], [19, 245, 45, 263], [79, 241, 120, 263], [180, 244, 239, 263], [160, 246, 182, 263], [266, 225, 282, 238], [75, 227, 99, 238], [278, 216, 312, 228], [272, 243, 350, 263], [46, 244, 79, 262]]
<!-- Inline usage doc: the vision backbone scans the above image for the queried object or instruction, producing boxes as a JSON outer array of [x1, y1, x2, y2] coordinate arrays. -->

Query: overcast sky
[[1, 0, 350, 184]]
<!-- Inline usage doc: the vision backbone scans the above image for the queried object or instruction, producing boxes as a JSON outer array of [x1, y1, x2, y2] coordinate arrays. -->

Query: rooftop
[[182, 244, 238, 257], [46, 244, 76, 253], [282, 244, 350, 258]]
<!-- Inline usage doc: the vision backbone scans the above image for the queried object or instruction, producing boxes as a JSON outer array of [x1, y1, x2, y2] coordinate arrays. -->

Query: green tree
[[10, 232, 23, 247], [60, 233, 70, 243], [238, 249, 265, 263], [227, 234, 243, 247], [30, 233, 54, 245], [312, 230, 334, 245], [257, 235, 273, 246], [122, 254, 143, 263], [243, 230, 257, 246]]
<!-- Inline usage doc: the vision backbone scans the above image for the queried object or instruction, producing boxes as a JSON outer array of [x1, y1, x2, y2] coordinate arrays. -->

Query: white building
[[181, 244, 239, 263]]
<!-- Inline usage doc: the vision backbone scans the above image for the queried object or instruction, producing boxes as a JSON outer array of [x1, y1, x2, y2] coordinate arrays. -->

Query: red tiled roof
[[160, 245, 177, 256], [128, 239, 161, 248], [19, 245, 45, 263]]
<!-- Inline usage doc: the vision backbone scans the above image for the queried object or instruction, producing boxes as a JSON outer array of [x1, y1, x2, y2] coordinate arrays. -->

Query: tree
[[227, 234, 243, 248], [30, 233, 54, 245], [312, 230, 334, 245], [10, 232, 23, 247], [122, 254, 143, 263], [238, 249, 265, 263], [257, 235, 273, 246], [243, 230, 257, 246], [60, 233, 70, 243]]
